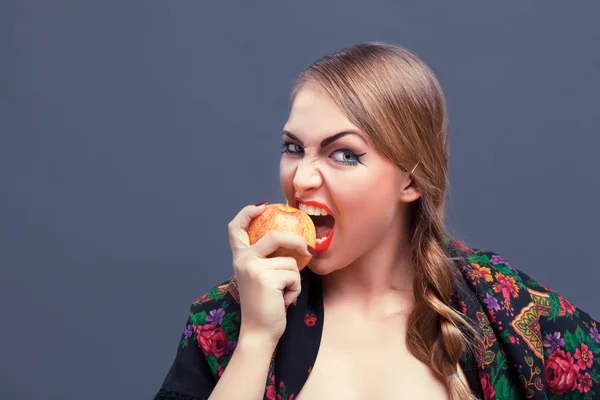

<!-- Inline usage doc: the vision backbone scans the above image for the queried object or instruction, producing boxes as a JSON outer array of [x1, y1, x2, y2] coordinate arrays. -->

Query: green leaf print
[[490, 366, 498, 384], [496, 350, 508, 372], [220, 356, 231, 369], [575, 325, 588, 343], [467, 253, 490, 266], [495, 264, 516, 277], [207, 287, 224, 302], [564, 330, 578, 354], [526, 278, 540, 288], [495, 375, 518, 399], [221, 312, 239, 335], [206, 355, 219, 373], [573, 325, 600, 353], [191, 311, 207, 326], [499, 329, 512, 342], [230, 311, 241, 323], [548, 292, 561, 322]]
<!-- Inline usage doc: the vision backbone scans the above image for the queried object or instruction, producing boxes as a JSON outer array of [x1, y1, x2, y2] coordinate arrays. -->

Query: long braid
[[407, 200, 480, 399]]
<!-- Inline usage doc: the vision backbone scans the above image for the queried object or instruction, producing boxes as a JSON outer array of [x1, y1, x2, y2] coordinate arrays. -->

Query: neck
[[320, 223, 415, 316]]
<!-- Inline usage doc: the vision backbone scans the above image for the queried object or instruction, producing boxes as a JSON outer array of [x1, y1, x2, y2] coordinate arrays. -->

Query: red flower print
[[559, 297, 576, 315], [305, 313, 317, 327], [279, 381, 285, 389], [217, 364, 224, 377], [492, 273, 519, 300], [454, 238, 475, 253], [196, 324, 228, 359], [265, 385, 276, 400], [574, 343, 593, 370], [193, 293, 209, 304], [545, 348, 580, 395], [577, 372, 593, 393], [480, 372, 496, 400], [289, 395, 295, 400]]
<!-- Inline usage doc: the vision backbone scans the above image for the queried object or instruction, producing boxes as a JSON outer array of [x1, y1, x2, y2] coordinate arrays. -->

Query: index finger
[[228, 202, 268, 252]]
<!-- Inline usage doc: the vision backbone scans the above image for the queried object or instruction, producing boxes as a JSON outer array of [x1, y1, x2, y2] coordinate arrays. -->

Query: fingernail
[[307, 244, 316, 256], [254, 201, 268, 207]]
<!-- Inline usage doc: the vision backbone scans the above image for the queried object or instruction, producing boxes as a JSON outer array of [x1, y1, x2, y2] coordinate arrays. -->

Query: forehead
[[285, 86, 359, 136]]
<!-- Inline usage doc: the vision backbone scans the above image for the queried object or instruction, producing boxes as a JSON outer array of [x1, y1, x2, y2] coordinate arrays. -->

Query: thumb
[[228, 201, 269, 251]]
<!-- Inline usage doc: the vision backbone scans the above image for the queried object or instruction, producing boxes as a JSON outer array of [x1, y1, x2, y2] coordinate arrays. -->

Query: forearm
[[208, 333, 276, 400]]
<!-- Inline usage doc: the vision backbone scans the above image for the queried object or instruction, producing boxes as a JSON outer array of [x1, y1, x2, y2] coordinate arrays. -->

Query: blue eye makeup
[[280, 141, 366, 167]]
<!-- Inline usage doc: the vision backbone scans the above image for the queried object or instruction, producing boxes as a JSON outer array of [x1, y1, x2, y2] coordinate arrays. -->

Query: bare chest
[[295, 310, 466, 400]]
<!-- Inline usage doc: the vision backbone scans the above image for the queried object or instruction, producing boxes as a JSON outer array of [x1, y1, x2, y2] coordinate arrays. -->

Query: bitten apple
[[247, 202, 316, 271]]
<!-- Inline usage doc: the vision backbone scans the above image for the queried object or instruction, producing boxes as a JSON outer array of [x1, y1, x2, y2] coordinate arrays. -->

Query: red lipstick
[[294, 197, 334, 216]]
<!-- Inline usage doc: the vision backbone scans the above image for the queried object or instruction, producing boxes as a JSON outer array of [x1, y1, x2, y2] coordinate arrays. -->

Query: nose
[[292, 158, 322, 195]]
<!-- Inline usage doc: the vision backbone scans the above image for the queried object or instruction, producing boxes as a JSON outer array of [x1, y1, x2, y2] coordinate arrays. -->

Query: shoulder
[[448, 237, 600, 396], [470, 245, 595, 320], [447, 236, 598, 322], [457, 243, 587, 313], [191, 276, 240, 309], [452, 239, 600, 347], [183, 277, 242, 378]]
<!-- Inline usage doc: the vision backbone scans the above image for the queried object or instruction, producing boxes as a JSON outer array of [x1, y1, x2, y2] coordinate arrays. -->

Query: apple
[[247, 202, 316, 271]]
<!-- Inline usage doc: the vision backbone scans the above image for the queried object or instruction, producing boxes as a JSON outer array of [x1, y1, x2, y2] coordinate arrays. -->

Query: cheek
[[336, 175, 398, 232], [279, 160, 295, 193]]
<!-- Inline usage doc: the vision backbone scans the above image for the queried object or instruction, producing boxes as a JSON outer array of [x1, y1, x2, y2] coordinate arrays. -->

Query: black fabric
[[154, 309, 216, 400], [153, 236, 600, 399]]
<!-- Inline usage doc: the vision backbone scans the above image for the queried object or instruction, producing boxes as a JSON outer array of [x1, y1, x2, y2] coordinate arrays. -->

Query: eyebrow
[[281, 130, 367, 148]]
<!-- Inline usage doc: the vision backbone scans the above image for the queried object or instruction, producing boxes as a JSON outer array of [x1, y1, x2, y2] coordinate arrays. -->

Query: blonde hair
[[292, 42, 480, 400]]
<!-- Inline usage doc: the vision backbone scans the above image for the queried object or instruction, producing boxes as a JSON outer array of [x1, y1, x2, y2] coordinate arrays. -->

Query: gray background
[[1, 1, 599, 399]]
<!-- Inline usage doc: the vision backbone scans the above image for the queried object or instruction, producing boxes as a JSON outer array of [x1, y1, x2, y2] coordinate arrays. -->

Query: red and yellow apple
[[247, 202, 316, 271]]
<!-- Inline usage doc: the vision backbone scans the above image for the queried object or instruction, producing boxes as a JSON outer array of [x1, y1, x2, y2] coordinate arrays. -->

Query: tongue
[[316, 225, 333, 239]]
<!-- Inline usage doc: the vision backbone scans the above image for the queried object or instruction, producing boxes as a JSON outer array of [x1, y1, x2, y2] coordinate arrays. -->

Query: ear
[[397, 175, 422, 203]]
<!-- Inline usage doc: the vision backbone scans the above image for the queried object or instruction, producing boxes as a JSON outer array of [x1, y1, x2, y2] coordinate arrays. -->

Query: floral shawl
[[154, 236, 600, 399]]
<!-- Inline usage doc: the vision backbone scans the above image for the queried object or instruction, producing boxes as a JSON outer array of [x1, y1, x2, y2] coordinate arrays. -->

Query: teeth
[[299, 203, 329, 216], [315, 236, 328, 245]]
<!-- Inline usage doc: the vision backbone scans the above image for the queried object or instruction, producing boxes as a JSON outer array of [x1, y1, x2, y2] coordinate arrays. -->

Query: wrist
[[238, 329, 279, 354]]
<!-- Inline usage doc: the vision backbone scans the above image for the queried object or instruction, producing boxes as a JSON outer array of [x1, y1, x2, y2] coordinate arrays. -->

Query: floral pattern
[[155, 235, 600, 400]]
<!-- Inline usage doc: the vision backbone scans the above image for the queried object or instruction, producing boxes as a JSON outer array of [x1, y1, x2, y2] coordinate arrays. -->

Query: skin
[[279, 83, 423, 318]]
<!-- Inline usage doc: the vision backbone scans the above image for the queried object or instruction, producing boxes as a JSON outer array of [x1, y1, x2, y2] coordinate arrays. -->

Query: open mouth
[[310, 214, 335, 253], [295, 197, 336, 253], [310, 215, 335, 246]]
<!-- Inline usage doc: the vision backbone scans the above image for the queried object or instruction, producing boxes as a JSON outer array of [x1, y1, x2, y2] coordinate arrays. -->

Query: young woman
[[154, 43, 600, 400]]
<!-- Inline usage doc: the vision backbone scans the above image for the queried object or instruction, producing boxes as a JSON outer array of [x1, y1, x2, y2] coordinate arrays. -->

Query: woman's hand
[[228, 202, 315, 347]]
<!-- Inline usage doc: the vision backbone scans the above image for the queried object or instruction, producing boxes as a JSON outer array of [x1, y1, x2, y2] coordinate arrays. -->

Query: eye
[[280, 142, 303, 154], [280, 141, 366, 167], [331, 149, 366, 166]]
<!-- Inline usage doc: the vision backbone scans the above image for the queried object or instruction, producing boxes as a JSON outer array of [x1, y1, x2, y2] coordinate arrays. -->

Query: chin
[[307, 265, 332, 275], [307, 258, 343, 276]]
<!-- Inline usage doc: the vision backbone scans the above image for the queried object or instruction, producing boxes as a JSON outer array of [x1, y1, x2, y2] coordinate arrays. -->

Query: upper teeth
[[298, 203, 329, 216]]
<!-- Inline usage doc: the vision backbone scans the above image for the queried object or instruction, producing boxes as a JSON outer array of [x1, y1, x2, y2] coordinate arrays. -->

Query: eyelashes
[[280, 141, 366, 167]]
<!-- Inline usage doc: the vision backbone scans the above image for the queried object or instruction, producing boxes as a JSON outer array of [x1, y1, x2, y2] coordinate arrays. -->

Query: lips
[[294, 197, 334, 216]]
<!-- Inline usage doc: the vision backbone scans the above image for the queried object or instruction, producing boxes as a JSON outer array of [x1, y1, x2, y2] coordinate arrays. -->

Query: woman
[[154, 43, 600, 399]]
